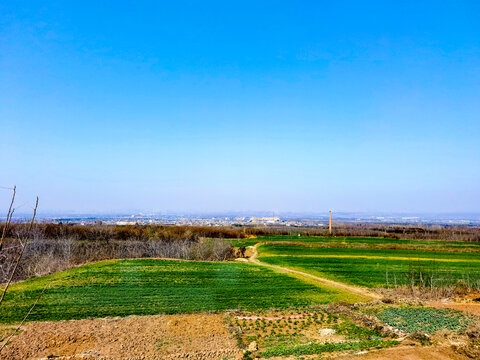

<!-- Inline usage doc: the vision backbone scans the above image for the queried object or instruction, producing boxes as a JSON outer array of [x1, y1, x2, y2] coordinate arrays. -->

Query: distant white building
[[116, 221, 137, 226], [249, 217, 280, 224]]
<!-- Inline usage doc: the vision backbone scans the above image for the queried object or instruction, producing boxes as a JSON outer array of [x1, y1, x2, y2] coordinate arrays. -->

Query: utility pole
[[329, 210, 332, 235]]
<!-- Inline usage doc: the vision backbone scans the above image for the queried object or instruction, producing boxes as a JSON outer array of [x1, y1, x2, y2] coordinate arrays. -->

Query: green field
[[231, 235, 480, 252], [0, 259, 359, 323], [3, 235, 479, 324], [258, 243, 480, 288]]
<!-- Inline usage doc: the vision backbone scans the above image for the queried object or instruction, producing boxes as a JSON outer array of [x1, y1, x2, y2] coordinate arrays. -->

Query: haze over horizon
[[2, 1, 480, 215]]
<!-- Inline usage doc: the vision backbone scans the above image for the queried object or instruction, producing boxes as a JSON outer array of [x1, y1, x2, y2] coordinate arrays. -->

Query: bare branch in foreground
[[0, 275, 53, 353], [0, 185, 16, 252], [0, 196, 38, 306]]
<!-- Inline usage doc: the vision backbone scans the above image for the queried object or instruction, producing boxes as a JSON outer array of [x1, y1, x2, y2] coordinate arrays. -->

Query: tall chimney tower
[[329, 210, 332, 235]]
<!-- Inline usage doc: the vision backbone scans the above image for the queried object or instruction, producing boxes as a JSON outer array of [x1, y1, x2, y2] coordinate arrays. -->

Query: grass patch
[[333, 318, 382, 339], [0, 327, 20, 342], [0, 259, 355, 323], [261, 333, 309, 348], [260, 339, 400, 357]]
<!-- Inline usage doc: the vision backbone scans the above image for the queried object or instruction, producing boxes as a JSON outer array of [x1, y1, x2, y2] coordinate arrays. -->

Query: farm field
[[230, 307, 399, 358], [231, 235, 480, 252], [0, 313, 244, 360], [0, 258, 360, 323], [2, 305, 477, 360], [257, 242, 480, 288], [1, 236, 480, 359]]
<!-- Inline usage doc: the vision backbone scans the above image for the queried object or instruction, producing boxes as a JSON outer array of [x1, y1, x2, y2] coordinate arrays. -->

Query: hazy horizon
[[2, 1, 480, 214], [5, 208, 480, 222]]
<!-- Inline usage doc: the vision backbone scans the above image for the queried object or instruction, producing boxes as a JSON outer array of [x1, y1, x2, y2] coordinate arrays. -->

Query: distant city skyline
[[2, 1, 480, 214], [5, 210, 480, 227]]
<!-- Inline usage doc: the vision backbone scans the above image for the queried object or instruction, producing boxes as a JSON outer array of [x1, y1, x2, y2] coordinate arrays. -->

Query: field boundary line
[[261, 254, 480, 262], [248, 244, 382, 301], [258, 241, 480, 253]]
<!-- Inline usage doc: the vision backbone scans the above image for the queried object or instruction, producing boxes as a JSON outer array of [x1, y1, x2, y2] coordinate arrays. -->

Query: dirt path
[[248, 244, 382, 301]]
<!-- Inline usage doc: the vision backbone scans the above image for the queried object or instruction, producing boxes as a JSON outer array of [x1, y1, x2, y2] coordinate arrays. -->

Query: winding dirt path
[[248, 243, 382, 301]]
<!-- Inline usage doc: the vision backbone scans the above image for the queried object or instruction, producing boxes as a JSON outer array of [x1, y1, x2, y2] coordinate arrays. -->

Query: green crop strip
[[258, 244, 480, 288], [231, 235, 480, 252], [0, 259, 356, 323], [260, 339, 400, 357]]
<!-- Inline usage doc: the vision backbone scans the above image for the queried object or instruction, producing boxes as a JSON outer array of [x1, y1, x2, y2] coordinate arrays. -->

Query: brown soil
[[0, 314, 242, 360], [428, 301, 480, 316], [335, 345, 469, 360]]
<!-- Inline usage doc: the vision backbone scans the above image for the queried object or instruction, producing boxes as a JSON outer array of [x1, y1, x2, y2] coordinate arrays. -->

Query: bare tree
[[0, 190, 44, 354], [0, 196, 38, 306], [0, 185, 16, 252], [0, 274, 53, 353]]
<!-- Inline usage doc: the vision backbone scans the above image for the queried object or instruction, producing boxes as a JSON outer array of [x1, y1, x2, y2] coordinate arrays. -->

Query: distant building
[[116, 221, 137, 226], [249, 217, 280, 224]]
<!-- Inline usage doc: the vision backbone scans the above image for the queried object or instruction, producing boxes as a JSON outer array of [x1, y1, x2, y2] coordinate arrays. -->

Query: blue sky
[[1, 1, 479, 214]]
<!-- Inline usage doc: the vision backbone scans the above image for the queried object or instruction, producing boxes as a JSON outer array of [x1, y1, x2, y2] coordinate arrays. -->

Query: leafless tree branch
[[0, 274, 53, 353], [0, 196, 38, 306], [0, 185, 16, 252]]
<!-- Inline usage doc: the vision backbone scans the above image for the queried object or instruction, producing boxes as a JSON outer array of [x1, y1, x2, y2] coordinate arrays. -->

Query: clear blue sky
[[1, 1, 479, 214]]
